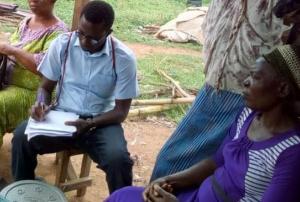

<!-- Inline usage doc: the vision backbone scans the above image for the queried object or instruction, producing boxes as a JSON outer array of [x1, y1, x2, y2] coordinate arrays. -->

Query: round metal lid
[[0, 180, 67, 202], [0, 196, 9, 202]]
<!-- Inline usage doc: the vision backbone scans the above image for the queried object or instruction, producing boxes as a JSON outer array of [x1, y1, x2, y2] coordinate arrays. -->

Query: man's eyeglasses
[[75, 30, 110, 45]]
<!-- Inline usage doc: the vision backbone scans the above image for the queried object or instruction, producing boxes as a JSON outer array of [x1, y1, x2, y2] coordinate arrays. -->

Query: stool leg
[[55, 151, 70, 187], [76, 154, 92, 197], [54, 153, 59, 165]]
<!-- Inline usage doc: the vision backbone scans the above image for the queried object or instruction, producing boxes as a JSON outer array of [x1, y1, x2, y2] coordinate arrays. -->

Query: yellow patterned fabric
[[0, 86, 35, 145], [0, 18, 67, 147]]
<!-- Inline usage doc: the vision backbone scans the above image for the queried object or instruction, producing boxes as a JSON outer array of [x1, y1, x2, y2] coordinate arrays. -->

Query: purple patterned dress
[[106, 108, 300, 202]]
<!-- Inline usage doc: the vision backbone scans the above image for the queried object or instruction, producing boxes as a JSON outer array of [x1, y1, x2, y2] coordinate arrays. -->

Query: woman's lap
[[105, 186, 144, 202], [0, 86, 35, 146], [106, 186, 199, 202]]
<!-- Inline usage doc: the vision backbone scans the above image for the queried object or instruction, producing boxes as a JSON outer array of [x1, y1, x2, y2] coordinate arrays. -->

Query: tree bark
[[71, 0, 90, 31]]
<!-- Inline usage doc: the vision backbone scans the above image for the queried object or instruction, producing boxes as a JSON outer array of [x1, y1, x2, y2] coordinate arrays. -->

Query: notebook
[[25, 110, 79, 141]]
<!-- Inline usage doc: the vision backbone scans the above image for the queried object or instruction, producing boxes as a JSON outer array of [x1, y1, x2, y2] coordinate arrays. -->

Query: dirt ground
[[127, 43, 200, 58], [0, 31, 198, 201], [0, 118, 175, 201]]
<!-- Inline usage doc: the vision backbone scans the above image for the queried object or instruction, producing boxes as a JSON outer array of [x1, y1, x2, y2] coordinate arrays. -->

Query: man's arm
[[31, 77, 57, 121], [90, 99, 132, 126], [65, 99, 132, 135]]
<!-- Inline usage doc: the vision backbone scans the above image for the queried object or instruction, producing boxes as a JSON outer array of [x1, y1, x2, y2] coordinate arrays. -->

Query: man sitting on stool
[[11, 0, 138, 194]]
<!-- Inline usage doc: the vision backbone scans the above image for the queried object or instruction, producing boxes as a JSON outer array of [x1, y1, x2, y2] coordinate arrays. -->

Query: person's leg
[[12, 121, 37, 180], [105, 187, 144, 202], [11, 121, 77, 180], [78, 124, 133, 194], [150, 84, 244, 181]]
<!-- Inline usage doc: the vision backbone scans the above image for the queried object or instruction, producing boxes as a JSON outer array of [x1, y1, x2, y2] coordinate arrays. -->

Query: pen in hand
[[31, 101, 51, 122]]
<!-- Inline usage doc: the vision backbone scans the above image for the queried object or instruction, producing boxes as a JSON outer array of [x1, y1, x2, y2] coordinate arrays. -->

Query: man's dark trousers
[[11, 121, 133, 194]]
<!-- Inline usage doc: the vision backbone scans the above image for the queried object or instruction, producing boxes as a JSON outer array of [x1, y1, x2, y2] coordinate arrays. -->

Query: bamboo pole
[[156, 69, 192, 97], [128, 105, 173, 117], [140, 88, 171, 97], [131, 97, 195, 106]]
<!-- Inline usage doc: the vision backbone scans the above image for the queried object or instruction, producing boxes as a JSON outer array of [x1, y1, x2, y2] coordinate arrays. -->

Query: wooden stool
[[55, 149, 93, 197]]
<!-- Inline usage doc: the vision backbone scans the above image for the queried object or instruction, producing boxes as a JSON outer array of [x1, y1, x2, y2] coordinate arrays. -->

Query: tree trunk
[[71, 0, 90, 31]]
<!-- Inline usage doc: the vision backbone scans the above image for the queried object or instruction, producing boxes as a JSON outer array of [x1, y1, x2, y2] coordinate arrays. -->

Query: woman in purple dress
[[106, 45, 300, 202]]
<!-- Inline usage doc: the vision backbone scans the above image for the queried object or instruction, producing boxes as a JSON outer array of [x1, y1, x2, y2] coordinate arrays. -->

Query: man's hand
[[0, 42, 15, 55], [65, 119, 92, 136], [146, 184, 178, 202], [31, 102, 50, 121], [143, 177, 173, 202]]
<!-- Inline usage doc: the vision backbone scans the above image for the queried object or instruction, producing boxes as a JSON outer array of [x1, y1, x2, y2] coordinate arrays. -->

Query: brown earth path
[[126, 42, 200, 58]]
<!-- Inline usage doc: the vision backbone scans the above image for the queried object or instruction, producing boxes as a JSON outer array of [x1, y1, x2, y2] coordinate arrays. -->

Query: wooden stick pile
[[0, 3, 30, 27], [128, 70, 196, 117]]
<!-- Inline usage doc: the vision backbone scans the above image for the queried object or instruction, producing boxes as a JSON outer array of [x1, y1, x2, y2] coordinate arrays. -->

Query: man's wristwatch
[[86, 118, 96, 131]]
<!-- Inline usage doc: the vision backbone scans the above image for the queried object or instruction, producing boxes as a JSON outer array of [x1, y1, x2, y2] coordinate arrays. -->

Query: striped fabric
[[230, 107, 300, 202], [233, 107, 252, 140], [151, 84, 245, 181], [240, 135, 300, 202]]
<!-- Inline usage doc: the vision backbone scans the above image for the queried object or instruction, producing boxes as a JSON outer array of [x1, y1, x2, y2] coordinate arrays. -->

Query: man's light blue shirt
[[38, 32, 139, 116]]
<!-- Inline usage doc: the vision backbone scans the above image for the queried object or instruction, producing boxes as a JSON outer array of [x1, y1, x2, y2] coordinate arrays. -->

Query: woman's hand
[[0, 42, 15, 55], [146, 184, 178, 202], [143, 177, 173, 202]]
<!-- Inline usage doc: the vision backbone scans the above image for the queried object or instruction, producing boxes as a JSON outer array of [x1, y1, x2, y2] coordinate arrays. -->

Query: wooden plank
[[55, 151, 70, 186], [128, 105, 173, 117], [59, 177, 92, 192], [67, 161, 78, 180], [0, 3, 18, 12], [71, 0, 90, 31], [131, 97, 195, 106], [77, 154, 92, 197]]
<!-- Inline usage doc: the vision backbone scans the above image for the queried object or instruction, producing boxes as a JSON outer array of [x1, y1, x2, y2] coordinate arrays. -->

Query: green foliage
[[162, 104, 190, 124], [3, 0, 211, 123], [138, 53, 204, 93], [7, 0, 209, 46], [138, 54, 204, 122]]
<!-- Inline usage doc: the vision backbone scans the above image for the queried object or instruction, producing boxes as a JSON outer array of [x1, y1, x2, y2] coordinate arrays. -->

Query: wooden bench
[[55, 149, 93, 197]]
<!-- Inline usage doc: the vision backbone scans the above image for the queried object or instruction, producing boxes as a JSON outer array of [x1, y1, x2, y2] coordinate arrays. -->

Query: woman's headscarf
[[263, 45, 300, 90]]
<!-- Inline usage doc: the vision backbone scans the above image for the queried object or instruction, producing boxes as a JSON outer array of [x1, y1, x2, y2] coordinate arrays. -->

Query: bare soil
[[0, 118, 175, 201], [126, 42, 200, 58]]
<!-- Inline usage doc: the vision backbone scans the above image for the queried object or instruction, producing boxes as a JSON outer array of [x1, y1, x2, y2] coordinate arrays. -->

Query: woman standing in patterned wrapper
[[107, 44, 300, 202], [0, 0, 67, 146]]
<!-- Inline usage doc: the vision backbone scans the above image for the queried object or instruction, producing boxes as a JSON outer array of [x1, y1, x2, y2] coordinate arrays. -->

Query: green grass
[[138, 53, 204, 122], [2, 0, 210, 123], [5, 0, 208, 48], [138, 54, 204, 93]]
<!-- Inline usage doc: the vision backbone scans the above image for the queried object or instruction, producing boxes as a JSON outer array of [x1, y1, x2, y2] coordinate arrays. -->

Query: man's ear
[[278, 81, 290, 98]]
